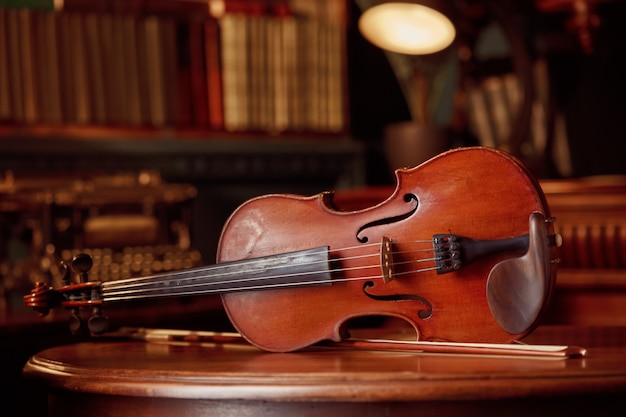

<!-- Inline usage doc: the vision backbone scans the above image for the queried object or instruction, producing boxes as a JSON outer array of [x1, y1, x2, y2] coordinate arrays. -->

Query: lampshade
[[358, 1, 456, 55]]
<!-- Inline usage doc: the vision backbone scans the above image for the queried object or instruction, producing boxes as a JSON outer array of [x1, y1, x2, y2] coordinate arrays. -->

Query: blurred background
[[1, 0, 625, 415]]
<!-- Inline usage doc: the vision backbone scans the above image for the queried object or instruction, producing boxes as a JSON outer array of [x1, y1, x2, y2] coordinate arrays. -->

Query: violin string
[[101, 245, 441, 299], [101, 240, 442, 300], [103, 259, 376, 295], [102, 266, 442, 302], [103, 239, 437, 289], [103, 240, 383, 287], [101, 264, 438, 300], [102, 263, 440, 300], [101, 243, 439, 294], [102, 248, 381, 290]]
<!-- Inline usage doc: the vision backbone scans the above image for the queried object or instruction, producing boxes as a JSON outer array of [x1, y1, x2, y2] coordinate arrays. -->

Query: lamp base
[[384, 121, 450, 170]]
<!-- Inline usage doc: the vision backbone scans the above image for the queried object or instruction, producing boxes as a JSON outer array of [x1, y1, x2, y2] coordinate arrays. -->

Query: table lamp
[[358, 1, 456, 55], [357, 1, 459, 169]]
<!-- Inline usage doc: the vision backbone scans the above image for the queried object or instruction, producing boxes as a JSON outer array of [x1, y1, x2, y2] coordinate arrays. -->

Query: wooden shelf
[[0, 132, 366, 183]]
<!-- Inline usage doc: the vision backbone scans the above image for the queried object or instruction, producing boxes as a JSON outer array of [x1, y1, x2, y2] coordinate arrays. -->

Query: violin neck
[[100, 247, 332, 303]]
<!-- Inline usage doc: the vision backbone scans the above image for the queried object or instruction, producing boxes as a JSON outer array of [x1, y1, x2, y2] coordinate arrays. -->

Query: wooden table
[[23, 335, 626, 417]]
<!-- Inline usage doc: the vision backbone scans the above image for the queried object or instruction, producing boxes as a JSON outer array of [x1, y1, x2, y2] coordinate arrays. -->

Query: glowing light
[[359, 3, 455, 55]]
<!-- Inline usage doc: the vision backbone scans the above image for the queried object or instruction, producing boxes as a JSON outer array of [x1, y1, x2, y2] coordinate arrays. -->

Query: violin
[[24, 147, 561, 352]]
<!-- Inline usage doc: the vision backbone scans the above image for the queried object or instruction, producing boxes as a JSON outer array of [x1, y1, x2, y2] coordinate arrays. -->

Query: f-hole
[[356, 193, 418, 243], [362, 281, 433, 319]]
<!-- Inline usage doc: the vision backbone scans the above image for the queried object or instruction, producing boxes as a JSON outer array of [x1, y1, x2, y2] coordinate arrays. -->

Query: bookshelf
[[0, 0, 349, 135], [0, 0, 364, 213]]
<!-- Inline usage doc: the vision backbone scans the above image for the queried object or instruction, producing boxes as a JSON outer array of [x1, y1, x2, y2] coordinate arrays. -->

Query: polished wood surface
[[23, 330, 626, 417]]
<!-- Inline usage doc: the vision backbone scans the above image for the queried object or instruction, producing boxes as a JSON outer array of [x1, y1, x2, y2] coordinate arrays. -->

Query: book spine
[[84, 13, 106, 124], [0, 9, 14, 121], [187, 19, 208, 128], [143, 15, 166, 127], [121, 14, 143, 126], [204, 17, 223, 130]]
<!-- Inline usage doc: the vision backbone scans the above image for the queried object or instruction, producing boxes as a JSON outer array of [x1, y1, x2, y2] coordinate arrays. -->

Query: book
[[135, 15, 151, 126], [83, 13, 106, 124], [108, 13, 130, 125], [120, 14, 143, 126], [56, 12, 76, 123], [39, 11, 62, 124], [280, 14, 302, 131], [304, 18, 320, 131], [143, 15, 166, 127], [69, 12, 92, 124], [0, 0, 55, 12], [326, 19, 345, 132], [269, 15, 288, 132], [466, 82, 497, 148], [31, 11, 49, 123], [160, 17, 179, 126], [204, 16, 223, 130], [0, 9, 13, 121], [219, 13, 241, 131], [18, 9, 38, 124], [187, 19, 208, 128], [247, 13, 266, 131]]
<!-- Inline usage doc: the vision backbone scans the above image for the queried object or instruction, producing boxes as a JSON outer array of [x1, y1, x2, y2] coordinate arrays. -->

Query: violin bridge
[[380, 236, 395, 283]]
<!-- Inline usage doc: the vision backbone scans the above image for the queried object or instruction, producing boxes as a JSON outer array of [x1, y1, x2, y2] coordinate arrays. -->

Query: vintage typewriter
[[1, 170, 202, 317]]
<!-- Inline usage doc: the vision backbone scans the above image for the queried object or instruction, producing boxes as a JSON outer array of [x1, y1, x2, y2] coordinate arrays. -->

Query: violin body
[[24, 147, 559, 353], [218, 147, 557, 351]]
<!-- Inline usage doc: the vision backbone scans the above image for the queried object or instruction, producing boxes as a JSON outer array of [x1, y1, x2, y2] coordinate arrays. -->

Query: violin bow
[[116, 327, 586, 359]]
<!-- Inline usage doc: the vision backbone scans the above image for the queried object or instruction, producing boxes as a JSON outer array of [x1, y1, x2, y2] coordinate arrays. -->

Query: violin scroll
[[23, 281, 62, 317], [22, 253, 109, 335]]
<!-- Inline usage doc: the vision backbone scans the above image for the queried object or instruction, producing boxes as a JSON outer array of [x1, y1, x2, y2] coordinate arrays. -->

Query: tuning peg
[[59, 260, 70, 286], [71, 253, 93, 283], [88, 307, 109, 335], [68, 308, 85, 335]]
